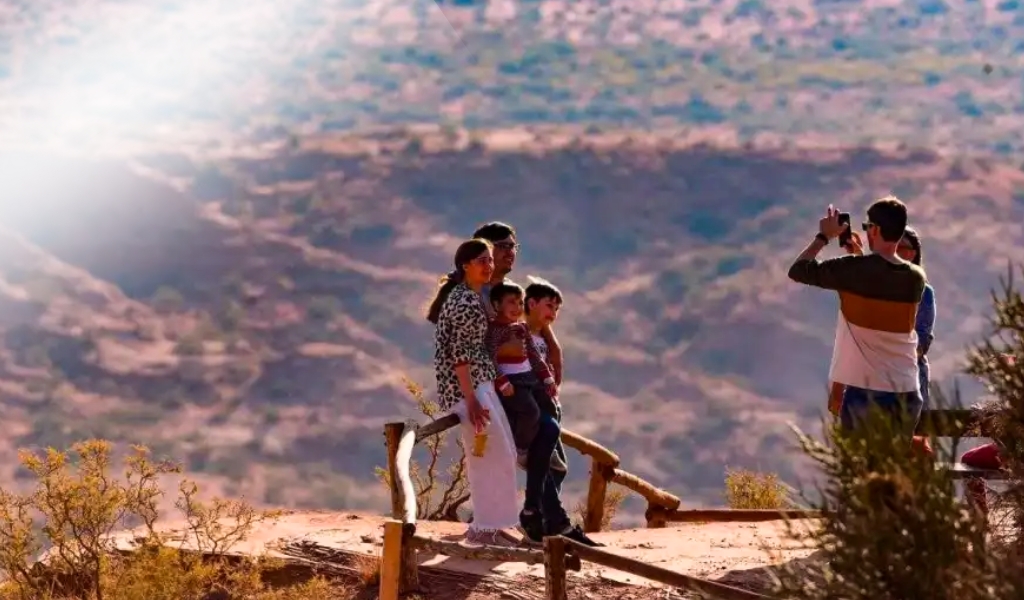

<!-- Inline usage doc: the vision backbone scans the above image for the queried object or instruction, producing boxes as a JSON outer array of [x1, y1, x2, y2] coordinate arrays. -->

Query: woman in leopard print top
[[426, 238, 520, 545]]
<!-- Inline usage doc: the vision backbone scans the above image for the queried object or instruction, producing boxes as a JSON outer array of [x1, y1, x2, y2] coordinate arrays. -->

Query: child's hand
[[547, 385, 559, 401], [500, 383, 514, 397]]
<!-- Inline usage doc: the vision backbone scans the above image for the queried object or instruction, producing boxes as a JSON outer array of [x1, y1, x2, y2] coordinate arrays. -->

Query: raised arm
[[788, 251, 860, 291], [788, 206, 859, 290]]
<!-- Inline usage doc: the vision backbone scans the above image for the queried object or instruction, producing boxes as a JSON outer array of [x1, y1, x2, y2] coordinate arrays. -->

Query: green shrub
[[724, 468, 789, 509], [776, 267, 1024, 599]]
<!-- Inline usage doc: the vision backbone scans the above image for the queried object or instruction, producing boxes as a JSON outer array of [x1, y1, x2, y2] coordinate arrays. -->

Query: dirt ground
[[108, 510, 820, 598]]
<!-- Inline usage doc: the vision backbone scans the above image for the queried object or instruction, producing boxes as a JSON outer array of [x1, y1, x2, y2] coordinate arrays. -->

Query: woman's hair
[[902, 225, 923, 266], [425, 238, 493, 324]]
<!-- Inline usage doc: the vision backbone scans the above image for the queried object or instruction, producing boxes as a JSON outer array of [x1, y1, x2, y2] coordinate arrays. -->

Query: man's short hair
[[473, 221, 516, 243], [489, 281, 524, 306], [867, 195, 908, 243], [524, 277, 563, 313]]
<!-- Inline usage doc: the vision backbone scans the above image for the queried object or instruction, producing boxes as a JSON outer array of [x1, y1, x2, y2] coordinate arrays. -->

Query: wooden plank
[[561, 429, 620, 468], [583, 460, 611, 533], [667, 509, 823, 523], [394, 421, 419, 526], [384, 423, 405, 520], [379, 520, 404, 600], [937, 462, 1010, 480], [544, 535, 568, 600], [564, 539, 771, 600], [645, 506, 669, 529], [400, 525, 420, 592], [410, 535, 548, 565], [415, 413, 461, 442], [611, 468, 681, 510]]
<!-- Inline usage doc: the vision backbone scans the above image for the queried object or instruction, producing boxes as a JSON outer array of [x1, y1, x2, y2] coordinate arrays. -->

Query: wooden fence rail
[[380, 416, 820, 600], [544, 536, 773, 600]]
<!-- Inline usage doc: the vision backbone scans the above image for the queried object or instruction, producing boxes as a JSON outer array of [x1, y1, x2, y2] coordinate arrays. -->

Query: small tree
[[965, 268, 1024, 545], [376, 379, 469, 522], [774, 407, 1000, 600], [775, 266, 1024, 599]]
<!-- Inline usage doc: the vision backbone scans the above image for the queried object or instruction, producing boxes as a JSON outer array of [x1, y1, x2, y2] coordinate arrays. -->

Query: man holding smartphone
[[787, 197, 927, 434]]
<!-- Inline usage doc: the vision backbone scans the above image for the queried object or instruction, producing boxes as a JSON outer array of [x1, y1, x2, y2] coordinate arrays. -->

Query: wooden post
[[400, 525, 420, 592], [544, 536, 568, 600], [384, 422, 404, 519], [380, 520, 404, 600], [645, 505, 668, 529], [583, 460, 610, 533]]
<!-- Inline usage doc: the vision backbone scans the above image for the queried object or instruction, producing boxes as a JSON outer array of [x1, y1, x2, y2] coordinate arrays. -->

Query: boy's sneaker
[[518, 509, 544, 545], [549, 451, 567, 472], [516, 450, 529, 471], [556, 524, 604, 547]]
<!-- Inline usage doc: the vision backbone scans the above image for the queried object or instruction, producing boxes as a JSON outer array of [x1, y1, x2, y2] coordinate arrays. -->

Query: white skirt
[[451, 381, 520, 532]]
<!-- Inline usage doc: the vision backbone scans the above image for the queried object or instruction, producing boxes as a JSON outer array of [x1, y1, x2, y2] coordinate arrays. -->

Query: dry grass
[[573, 487, 628, 531], [0, 439, 353, 600], [723, 468, 789, 510], [353, 552, 382, 588]]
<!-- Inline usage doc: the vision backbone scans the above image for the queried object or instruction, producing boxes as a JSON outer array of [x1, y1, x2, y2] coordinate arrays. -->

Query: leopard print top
[[434, 282, 498, 411]]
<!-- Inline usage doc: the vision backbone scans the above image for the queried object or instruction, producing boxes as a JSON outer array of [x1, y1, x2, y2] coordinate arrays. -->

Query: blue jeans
[[919, 358, 930, 407], [524, 413, 560, 512], [840, 385, 924, 435], [523, 412, 571, 534]]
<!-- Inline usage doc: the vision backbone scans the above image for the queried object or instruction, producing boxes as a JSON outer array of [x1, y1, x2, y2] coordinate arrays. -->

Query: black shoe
[[558, 524, 604, 547], [519, 509, 544, 544]]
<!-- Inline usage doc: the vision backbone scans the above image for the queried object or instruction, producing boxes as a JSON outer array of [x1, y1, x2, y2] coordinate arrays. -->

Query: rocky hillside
[[1, 0, 1023, 520], [1, 127, 1021, 519], [1, 0, 1022, 155]]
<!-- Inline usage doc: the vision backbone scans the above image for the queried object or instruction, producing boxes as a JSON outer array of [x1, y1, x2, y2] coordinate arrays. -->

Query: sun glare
[[2, 0, 309, 151]]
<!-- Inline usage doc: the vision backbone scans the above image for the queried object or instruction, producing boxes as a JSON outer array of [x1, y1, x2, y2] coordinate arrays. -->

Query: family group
[[427, 222, 602, 547]]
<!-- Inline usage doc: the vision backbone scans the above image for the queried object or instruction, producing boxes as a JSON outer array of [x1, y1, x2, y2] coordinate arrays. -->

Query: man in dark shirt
[[787, 197, 926, 434]]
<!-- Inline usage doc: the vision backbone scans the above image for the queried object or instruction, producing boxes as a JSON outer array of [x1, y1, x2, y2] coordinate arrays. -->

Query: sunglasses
[[493, 241, 520, 251], [861, 221, 876, 231]]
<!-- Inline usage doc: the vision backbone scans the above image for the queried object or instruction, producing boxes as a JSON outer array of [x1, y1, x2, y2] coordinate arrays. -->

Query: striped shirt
[[789, 253, 926, 393]]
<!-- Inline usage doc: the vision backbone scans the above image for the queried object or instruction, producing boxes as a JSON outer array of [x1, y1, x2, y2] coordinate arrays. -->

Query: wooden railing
[[380, 415, 820, 600], [544, 536, 771, 600], [383, 415, 686, 534]]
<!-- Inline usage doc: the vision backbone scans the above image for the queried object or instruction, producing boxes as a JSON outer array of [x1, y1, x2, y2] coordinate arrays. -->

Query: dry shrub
[[254, 578, 347, 600], [774, 407, 1002, 600], [0, 439, 343, 600], [965, 270, 1024, 542], [375, 378, 469, 522], [723, 468, 790, 510], [573, 487, 627, 531], [353, 553, 381, 588], [775, 268, 1024, 599]]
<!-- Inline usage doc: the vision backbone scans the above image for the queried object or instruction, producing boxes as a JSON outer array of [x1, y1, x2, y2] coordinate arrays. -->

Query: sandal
[[465, 529, 516, 547]]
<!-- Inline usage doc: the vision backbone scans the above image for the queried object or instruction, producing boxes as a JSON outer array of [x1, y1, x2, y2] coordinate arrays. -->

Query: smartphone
[[837, 212, 851, 247]]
